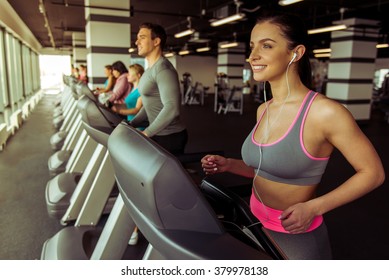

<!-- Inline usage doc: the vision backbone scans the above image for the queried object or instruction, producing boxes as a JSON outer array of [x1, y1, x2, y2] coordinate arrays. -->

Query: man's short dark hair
[[139, 22, 167, 51]]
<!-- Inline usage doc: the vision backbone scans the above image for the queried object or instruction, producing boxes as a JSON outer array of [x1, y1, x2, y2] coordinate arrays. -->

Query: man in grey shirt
[[130, 22, 187, 155]]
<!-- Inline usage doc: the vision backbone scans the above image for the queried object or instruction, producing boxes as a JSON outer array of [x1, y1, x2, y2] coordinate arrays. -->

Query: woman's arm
[[201, 103, 265, 178], [310, 98, 384, 214], [100, 76, 115, 93], [118, 97, 142, 116], [281, 97, 385, 233], [201, 155, 256, 178], [106, 76, 115, 91]]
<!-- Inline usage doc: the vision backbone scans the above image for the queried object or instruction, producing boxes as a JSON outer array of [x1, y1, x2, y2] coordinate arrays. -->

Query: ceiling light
[[175, 17, 195, 38], [174, 29, 195, 38], [278, 0, 304, 6], [210, 0, 245, 27], [220, 42, 239, 49], [376, 43, 389, 49], [178, 44, 190, 56], [210, 13, 245, 27], [178, 44, 190, 55], [39, 0, 55, 48], [308, 24, 347, 35], [165, 52, 175, 57], [314, 53, 331, 58], [128, 47, 136, 53], [38, 3, 44, 13], [178, 50, 190, 55], [313, 48, 331, 54], [196, 46, 211, 53], [220, 32, 239, 49]]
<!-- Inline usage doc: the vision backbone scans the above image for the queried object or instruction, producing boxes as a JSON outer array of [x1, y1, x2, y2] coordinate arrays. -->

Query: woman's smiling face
[[249, 21, 292, 83]]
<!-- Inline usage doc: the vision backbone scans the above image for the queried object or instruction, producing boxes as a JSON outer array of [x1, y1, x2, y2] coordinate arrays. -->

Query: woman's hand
[[111, 105, 118, 113], [279, 201, 317, 234], [141, 131, 148, 137], [201, 155, 229, 175]]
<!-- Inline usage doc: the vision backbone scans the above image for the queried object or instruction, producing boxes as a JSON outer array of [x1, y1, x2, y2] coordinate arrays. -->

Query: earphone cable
[[252, 60, 293, 222]]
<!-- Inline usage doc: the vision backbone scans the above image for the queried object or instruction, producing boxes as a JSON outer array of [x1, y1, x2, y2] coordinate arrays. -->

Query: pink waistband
[[250, 190, 323, 233]]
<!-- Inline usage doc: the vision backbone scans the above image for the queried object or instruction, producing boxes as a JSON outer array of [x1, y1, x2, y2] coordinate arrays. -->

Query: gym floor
[[0, 90, 388, 260]]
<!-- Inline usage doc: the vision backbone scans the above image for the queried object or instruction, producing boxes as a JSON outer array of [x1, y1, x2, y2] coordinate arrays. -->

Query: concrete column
[[217, 42, 246, 88], [326, 18, 379, 121], [85, 0, 131, 88], [72, 32, 87, 67]]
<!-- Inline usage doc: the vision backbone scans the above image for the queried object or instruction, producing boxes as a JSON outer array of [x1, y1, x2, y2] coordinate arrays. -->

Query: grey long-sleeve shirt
[[131, 57, 186, 137]]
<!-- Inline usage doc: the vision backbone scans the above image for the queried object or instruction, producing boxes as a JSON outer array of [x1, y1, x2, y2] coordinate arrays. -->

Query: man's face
[[135, 27, 158, 57]]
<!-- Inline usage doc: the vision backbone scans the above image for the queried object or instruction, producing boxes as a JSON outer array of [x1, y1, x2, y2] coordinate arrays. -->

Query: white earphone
[[289, 52, 297, 65]]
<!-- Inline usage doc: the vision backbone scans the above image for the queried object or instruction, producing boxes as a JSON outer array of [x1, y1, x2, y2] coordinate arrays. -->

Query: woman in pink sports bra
[[201, 11, 384, 259]]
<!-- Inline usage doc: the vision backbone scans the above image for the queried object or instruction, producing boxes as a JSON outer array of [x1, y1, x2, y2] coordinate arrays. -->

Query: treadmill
[[107, 122, 286, 259], [41, 92, 139, 260], [42, 93, 285, 260], [45, 85, 124, 225]]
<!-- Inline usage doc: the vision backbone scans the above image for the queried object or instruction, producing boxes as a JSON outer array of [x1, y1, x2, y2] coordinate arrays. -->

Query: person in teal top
[[111, 63, 144, 245], [124, 87, 141, 121], [111, 63, 144, 122]]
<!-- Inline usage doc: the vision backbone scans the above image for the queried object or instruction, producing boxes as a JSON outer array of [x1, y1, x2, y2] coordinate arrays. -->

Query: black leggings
[[151, 129, 188, 156]]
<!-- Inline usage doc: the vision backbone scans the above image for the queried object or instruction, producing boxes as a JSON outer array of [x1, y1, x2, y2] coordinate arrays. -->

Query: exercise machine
[[48, 80, 86, 176], [181, 72, 205, 106], [46, 84, 122, 223], [42, 88, 132, 260], [214, 72, 243, 115], [108, 122, 285, 259]]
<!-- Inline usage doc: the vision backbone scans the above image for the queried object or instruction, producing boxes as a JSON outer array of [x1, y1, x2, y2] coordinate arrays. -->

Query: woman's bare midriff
[[253, 175, 318, 210]]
